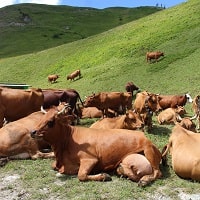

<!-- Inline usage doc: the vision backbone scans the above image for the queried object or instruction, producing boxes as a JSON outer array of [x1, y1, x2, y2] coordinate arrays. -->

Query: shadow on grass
[[148, 125, 171, 136]]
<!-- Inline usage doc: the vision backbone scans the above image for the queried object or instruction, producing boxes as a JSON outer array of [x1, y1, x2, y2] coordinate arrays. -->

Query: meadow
[[0, 0, 200, 199]]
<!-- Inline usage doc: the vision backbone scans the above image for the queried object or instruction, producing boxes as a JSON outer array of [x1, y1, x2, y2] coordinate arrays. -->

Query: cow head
[[31, 104, 72, 142], [124, 110, 144, 130], [84, 93, 99, 107], [146, 94, 161, 113], [185, 93, 193, 103]]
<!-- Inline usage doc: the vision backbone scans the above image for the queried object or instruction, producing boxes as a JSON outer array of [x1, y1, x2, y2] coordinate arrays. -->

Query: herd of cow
[[48, 69, 81, 83], [0, 82, 200, 187]]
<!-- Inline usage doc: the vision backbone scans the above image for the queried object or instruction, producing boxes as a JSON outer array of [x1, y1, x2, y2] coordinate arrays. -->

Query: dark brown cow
[[0, 87, 44, 128], [42, 88, 84, 123], [133, 91, 161, 130], [84, 92, 132, 117], [158, 93, 193, 110], [125, 82, 139, 97], [31, 106, 163, 186], [116, 153, 153, 182], [90, 110, 144, 130], [48, 74, 59, 83], [146, 51, 164, 63], [67, 69, 81, 81], [0, 111, 53, 166], [162, 124, 200, 181]]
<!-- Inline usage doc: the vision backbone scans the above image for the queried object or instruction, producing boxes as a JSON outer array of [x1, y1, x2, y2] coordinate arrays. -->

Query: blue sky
[[0, 0, 187, 9]]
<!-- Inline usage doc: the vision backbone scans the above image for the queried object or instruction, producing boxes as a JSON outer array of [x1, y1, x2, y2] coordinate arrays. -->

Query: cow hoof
[[0, 157, 9, 167], [137, 180, 148, 187], [102, 173, 112, 181]]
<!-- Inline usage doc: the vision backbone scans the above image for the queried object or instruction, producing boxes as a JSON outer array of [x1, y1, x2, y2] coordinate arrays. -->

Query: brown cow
[[31, 106, 163, 186], [90, 110, 144, 130], [125, 82, 140, 97], [67, 69, 81, 81], [157, 107, 184, 125], [146, 51, 164, 63], [116, 154, 153, 182], [162, 124, 200, 181], [158, 93, 193, 110], [133, 91, 161, 130], [179, 117, 196, 132], [42, 88, 84, 124], [0, 87, 44, 128], [0, 111, 53, 166], [48, 74, 59, 83], [84, 92, 132, 117]]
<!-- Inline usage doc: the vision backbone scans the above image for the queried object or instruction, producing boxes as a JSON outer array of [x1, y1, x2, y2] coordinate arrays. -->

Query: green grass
[[0, 0, 200, 199]]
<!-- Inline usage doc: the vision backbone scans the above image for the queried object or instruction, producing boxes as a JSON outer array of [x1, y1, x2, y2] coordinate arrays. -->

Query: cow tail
[[161, 144, 169, 166]]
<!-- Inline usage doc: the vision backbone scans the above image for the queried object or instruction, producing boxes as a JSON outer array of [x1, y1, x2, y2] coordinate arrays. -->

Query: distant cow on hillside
[[48, 74, 59, 83], [67, 70, 81, 81], [146, 51, 164, 63]]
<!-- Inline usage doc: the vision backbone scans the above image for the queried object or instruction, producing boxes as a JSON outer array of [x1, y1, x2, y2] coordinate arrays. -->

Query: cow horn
[[190, 114, 197, 120], [57, 103, 71, 115], [41, 106, 47, 114]]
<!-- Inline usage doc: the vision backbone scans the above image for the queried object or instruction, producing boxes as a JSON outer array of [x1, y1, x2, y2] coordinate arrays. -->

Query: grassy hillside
[[0, 0, 199, 99], [0, 0, 200, 199], [0, 3, 162, 58]]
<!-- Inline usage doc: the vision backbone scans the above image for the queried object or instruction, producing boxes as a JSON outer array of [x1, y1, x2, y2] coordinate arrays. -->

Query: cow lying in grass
[[31, 105, 163, 186]]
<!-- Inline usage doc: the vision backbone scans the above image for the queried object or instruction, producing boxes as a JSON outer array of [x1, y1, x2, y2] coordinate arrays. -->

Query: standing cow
[[67, 70, 81, 81], [146, 51, 164, 63], [0, 87, 44, 128], [125, 82, 140, 97], [48, 74, 59, 83], [133, 91, 161, 130], [84, 92, 132, 117]]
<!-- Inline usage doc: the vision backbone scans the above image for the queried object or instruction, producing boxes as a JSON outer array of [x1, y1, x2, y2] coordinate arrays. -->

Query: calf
[[157, 107, 184, 125], [116, 154, 153, 182], [146, 51, 164, 63], [67, 69, 81, 81]]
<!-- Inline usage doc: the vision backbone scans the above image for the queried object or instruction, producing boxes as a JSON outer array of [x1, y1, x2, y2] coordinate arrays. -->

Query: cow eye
[[47, 120, 55, 128]]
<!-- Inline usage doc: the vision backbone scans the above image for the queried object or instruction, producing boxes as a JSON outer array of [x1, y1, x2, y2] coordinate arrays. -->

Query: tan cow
[[133, 91, 161, 130], [162, 124, 200, 181], [157, 107, 184, 125], [146, 51, 164, 63], [116, 153, 153, 182], [48, 74, 59, 83], [90, 110, 144, 130], [67, 69, 81, 81], [31, 106, 163, 186], [190, 95, 200, 130], [179, 117, 196, 132], [0, 111, 53, 165], [0, 87, 44, 128]]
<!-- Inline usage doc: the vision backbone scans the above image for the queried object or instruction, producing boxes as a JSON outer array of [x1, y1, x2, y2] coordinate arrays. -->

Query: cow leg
[[78, 158, 111, 182], [31, 151, 55, 159], [138, 145, 162, 186]]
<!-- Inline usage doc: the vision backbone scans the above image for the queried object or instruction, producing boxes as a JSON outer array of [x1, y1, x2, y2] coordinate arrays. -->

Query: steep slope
[[0, 0, 199, 98]]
